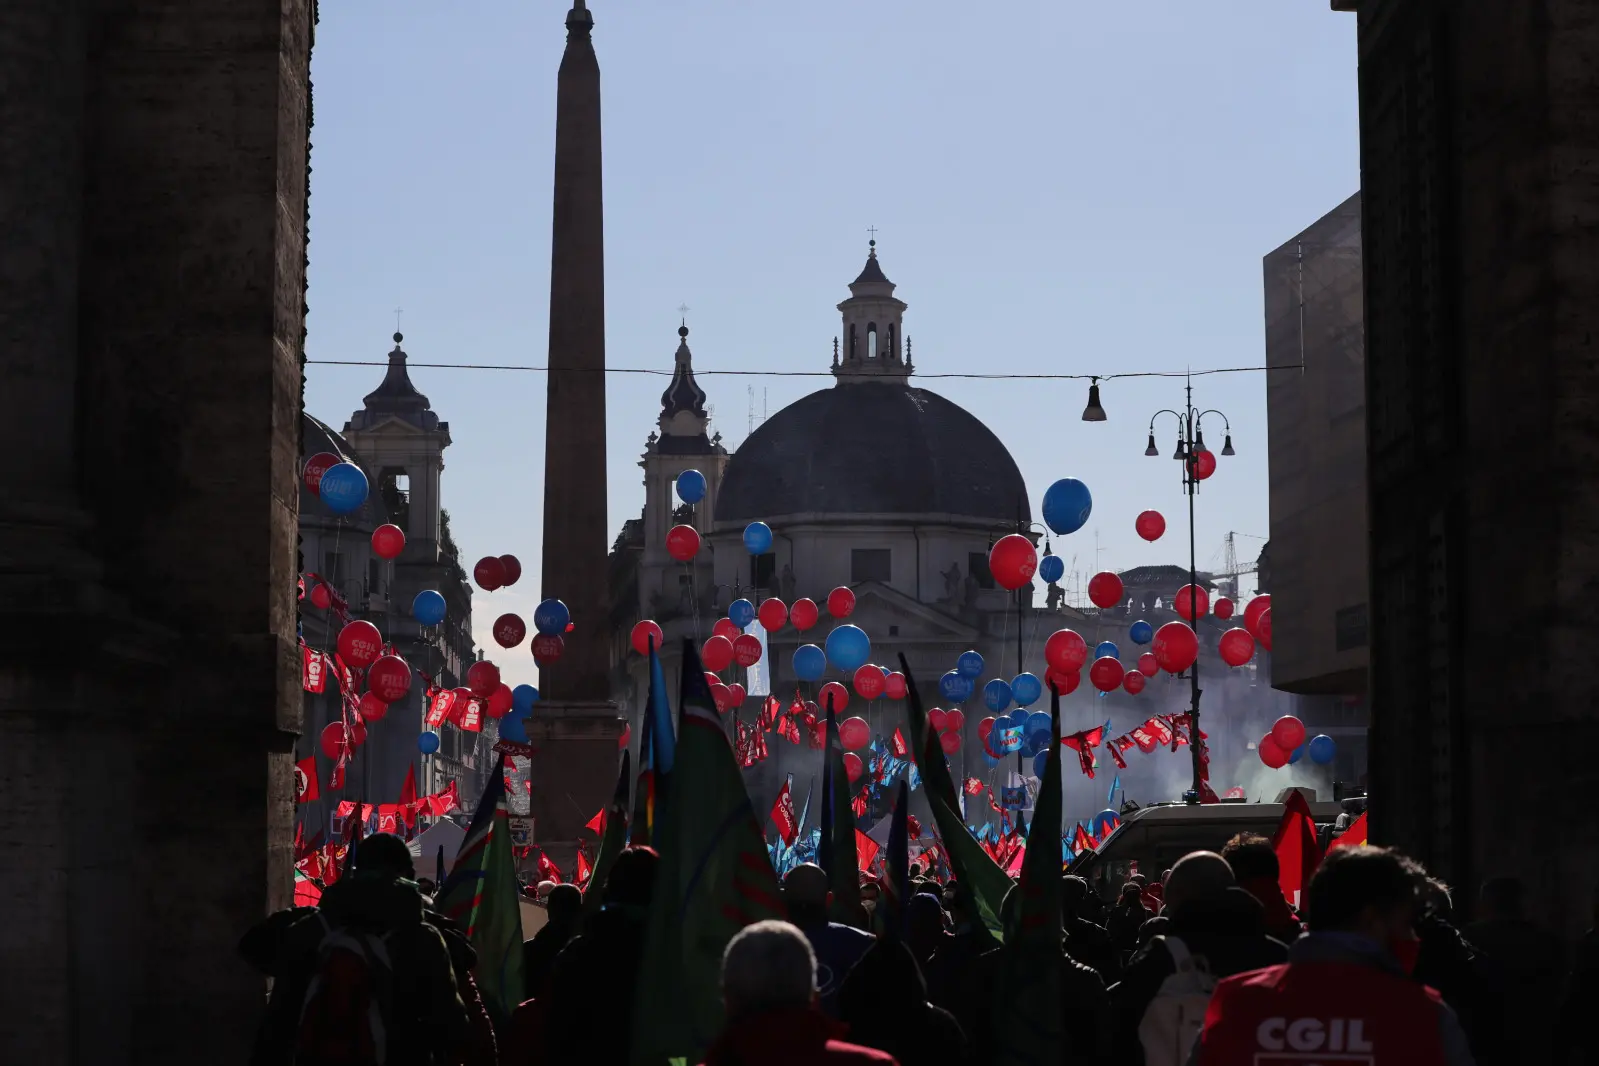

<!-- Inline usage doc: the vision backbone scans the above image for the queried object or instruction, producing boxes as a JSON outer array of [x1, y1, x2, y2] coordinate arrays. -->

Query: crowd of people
[[241, 829, 1598, 1065]]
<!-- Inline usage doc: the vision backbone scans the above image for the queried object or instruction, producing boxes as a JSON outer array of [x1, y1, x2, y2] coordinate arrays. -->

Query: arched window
[[868, 322, 878, 360], [848, 323, 857, 359], [888, 323, 897, 360]]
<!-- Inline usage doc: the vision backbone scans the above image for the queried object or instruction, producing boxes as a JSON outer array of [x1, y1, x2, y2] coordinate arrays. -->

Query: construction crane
[[1213, 531, 1264, 600]]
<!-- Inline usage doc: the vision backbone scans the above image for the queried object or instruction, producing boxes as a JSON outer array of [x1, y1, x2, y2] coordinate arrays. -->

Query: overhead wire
[[306, 361, 1305, 381]]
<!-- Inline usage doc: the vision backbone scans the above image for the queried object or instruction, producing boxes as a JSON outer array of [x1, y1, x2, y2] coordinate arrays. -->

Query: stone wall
[[0, 2, 312, 1060]]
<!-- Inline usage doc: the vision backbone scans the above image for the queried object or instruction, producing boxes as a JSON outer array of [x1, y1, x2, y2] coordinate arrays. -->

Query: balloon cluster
[[1258, 713, 1336, 769]]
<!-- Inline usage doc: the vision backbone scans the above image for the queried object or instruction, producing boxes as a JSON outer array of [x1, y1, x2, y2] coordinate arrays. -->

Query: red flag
[[1072, 823, 1097, 856], [617, 722, 631, 750], [1223, 785, 1247, 800], [1107, 744, 1127, 769], [769, 775, 799, 846], [301, 644, 327, 693], [761, 694, 781, 730], [1328, 811, 1368, 851], [585, 808, 606, 835], [399, 764, 417, 806], [1062, 726, 1105, 779], [294, 756, 320, 804], [890, 727, 910, 758], [964, 777, 984, 796], [1197, 779, 1221, 805], [906, 814, 922, 840], [1144, 717, 1173, 746], [536, 850, 563, 885], [1130, 726, 1158, 753], [434, 780, 459, 815], [854, 828, 880, 873], [1272, 790, 1324, 909], [851, 788, 868, 819], [575, 843, 593, 886], [376, 805, 399, 835], [425, 688, 456, 729], [458, 698, 483, 733]]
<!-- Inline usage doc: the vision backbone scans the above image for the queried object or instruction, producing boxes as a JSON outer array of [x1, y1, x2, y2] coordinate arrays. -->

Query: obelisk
[[528, 0, 622, 865]]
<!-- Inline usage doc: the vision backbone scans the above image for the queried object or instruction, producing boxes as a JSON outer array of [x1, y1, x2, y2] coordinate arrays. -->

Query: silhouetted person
[[904, 892, 952, 970], [1220, 832, 1302, 943], [923, 892, 998, 1030], [1062, 874, 1122, 983], [838, 937, 967, 1066], [783, 863, 874, 1019], [1107, 882, 1150, 959], [521, 882, 581, 998]]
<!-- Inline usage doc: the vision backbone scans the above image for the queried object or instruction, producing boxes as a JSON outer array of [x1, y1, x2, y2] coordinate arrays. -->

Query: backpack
[[1137, 936, 1217, 1066], [295, 913, 395, 1065]]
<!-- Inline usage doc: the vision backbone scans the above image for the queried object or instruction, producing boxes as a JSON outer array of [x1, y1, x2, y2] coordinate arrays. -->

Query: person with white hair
[[698, 920, 898, 1066]]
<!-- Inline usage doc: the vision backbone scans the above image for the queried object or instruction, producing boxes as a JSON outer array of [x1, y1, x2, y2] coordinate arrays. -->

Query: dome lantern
[[834, 239, 911, 385]]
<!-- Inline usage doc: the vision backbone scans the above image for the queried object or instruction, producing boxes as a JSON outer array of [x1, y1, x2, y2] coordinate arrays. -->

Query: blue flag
[[997, 723, 1024, 754]]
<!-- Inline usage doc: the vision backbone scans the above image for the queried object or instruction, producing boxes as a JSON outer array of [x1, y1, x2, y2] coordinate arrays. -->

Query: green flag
[[992, 679, 1065, 1065], [433, 752, 526, 1024], [899, 655, 1012, 943], [817, 689, 861, 922], [631, 642, 785, 1065], [584, 749, 632, 917]]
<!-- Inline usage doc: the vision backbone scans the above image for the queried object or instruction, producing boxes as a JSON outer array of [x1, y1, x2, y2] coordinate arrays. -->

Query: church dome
[[714, 382, 1029, 526]]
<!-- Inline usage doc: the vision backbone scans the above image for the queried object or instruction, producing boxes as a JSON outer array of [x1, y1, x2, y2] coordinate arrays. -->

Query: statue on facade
[[940, 563, 962, 604], [780, 563, 796, 601], [1046, 582, 1064, 611]]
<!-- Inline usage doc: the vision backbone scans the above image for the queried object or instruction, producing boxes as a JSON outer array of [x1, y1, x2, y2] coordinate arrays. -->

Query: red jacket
[[700, 1006, 899, 1066], [1196, 959, 1448, 1066]]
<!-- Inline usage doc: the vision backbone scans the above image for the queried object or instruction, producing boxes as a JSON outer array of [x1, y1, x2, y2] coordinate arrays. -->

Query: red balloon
[[853, 665, 885, 700], [1045, 629, 1089, 672], [1173, 584, 1210, 620], [1122, 670, 1146, 695], [704, 671, 721, 691], [310, 582, 333, 610], [790, 598, 820, 631], [631, 619, 664, 656], [531, 634, 564, 663], [1257, 608, 1273, 651], [498, 554, 522, 586], [1193, 450, 1217, 480], [710, 683, 734, 714], [945, 708, 965, 732], [466, 660, 501, 697], [303, 452, 340, 496], [337, 620, 383, 668], [1088, 571, 1125, 610], [319, 721, 348, 759], [827, 586, 856, 618], [1046, 667, 1081, 695], [1271, 715, 1305, 751], [1137, 652, 1159, 677], [1259, 733, 1289, 769], [843, 751, 865, 781], [733, 634, 763, 668], [884, 672, 907, 700], [474, 556, 506, 591], [928, 707, 948, 733], [727, 682, 747, 707], [1213, 597, 1235, 621], [977, 716, 996, 740], [368, 654, 413, 702], [358, 691, 389, 722], [493, 613, 527, 649], [371, 524, 406, 560], [701, 635, 735, 672], [758, 597, 789, 631], [988, 534, 1038, 591], [1218, 627, 1256, 667], [487, 683, 514, 719], [1152, 622, 1199, 673], [713, 617, 741, 642], [1243, 595, 1272, 637], [1135, 510, 1166, 542], [820, 681, 850, 715], [840, 716, 871, 751], [804, 700, 820, 719], [940, 730, 962, 755], [1089, 656, 1125, 693], [665, 524, 701, 562]]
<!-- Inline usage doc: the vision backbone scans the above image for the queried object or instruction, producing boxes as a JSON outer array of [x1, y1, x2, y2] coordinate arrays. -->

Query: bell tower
[[834, 240, 911, 385]]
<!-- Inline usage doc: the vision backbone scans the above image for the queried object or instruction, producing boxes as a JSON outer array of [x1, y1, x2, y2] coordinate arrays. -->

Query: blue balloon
[[1011, 673, 1043, 707], [1095, 641, 1120, 661], [418, 731, 441, 754], [956, 649, 985, 679], [939, 671, 974, 703], [533, 598, 570, 636], [412, 590, 447, 626], [1041, 478, 1093, 536], [729, 598, 756, 629], [1129, 619, 1154, 645], [983, 678, 1013, 712], [793, 644, 826, 682], [1288, 744, 1305, 765], [512, 684, 539, 713], [1034, 750, 1050, 778], [676, 469, 707, 504], [742, 522, 774, 555], [825, 624, 871, 672], [1039, 555, 1065, 584], [319, 462, 369, 515], [1026, 711, 1052, 738], [1308, 734, 1337, 765], [1005, 710, 1031, 736], [1022, 733, 1042, 759], [499, 714, 528, 744]]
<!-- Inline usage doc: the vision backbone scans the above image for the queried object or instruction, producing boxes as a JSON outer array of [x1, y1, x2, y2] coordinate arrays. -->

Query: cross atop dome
[[835, 240, 911, 384], [655, 321, 715, 454]]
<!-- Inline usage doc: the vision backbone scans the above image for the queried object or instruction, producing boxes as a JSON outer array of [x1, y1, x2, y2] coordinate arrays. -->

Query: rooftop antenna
[[747, 384, 755, 436]]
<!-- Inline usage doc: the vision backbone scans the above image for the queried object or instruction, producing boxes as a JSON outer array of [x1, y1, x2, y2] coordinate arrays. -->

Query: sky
[[303, 1, 1360, 689]]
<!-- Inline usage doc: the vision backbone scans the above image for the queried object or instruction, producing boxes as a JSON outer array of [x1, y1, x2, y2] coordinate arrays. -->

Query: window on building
[[852, 548, 892, 584], [969, 552, 995, 590], [868, 323, 879, 360], [367, 558, 380, 597], [379, 467, 411, 531], [753, 552, 777, 593]]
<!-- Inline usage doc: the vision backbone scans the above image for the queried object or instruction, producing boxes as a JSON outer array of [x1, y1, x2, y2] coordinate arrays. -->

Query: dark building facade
[[1345, 0, 1599, 932]]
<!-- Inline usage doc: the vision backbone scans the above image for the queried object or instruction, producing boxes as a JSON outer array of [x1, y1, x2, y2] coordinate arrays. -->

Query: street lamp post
[[1143, 374, 1234, 801]]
